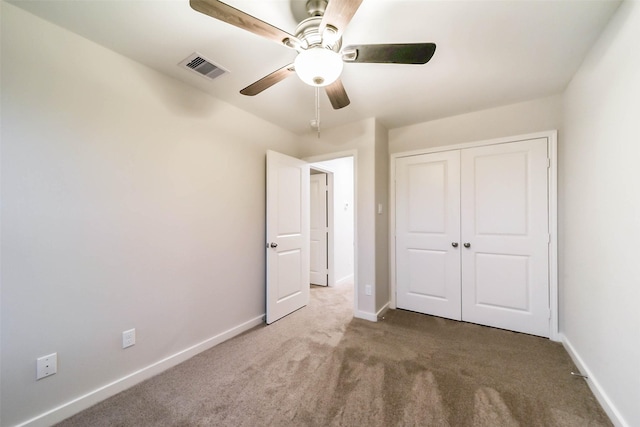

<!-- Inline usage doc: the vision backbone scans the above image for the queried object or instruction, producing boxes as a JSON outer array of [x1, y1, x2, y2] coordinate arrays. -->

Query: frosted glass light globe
[[294, 47, 343, 87]]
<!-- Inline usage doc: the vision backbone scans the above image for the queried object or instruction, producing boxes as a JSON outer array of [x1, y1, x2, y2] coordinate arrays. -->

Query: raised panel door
[[396, 151, 462, 320], [266, 151, 310, 324], [460, 139, 549, 337]]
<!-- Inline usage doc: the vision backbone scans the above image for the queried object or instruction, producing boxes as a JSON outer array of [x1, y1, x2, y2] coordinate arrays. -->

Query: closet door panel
[[396, 151, 461, 320], [460, 138, 549, 337]]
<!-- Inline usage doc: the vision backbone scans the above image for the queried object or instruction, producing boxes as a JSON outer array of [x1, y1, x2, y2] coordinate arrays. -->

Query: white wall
[[389, 94, 562, 154], [310, 158, 354, 285], [560, 1, 640, 425], [1, 3, 300, 426], [374, 121, 390, 311]]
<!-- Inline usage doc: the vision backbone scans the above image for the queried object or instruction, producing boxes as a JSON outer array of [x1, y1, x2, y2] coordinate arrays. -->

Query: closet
[[394, 137, 551, 337]]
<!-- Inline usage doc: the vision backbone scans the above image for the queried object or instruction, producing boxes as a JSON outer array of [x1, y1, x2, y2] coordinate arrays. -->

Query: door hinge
[[547, 158, 551, 169]]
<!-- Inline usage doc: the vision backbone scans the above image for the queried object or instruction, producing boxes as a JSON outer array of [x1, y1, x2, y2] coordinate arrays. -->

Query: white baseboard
[[17, 315, 265, 427], [354, 310, 378, 322], [377, 302, 390, 319], [561, 334, 628, 427], [354, 302, 390, 323], [334, 274, 354, 286]]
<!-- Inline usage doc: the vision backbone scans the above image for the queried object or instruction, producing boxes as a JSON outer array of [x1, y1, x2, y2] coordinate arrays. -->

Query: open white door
[[310, 173, 328, 286], [266, 150, 310, 324]]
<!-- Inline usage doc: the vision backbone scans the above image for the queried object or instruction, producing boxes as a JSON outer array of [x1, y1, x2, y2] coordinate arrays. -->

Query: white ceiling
[[10, 0, 621, 135]]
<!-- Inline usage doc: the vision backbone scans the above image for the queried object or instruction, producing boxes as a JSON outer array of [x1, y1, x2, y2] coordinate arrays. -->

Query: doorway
[[266, 151, 355, 324], [310, 157, 355, 288]]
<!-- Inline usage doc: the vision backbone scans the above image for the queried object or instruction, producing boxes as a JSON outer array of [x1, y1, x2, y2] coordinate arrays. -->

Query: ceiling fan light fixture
[[294, 47, 343, 87]]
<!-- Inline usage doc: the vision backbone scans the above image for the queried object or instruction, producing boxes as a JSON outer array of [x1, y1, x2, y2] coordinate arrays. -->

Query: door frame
[[305, 150, 358, 316], [310, 166, 335, 287], [389, 131, 559, 341]]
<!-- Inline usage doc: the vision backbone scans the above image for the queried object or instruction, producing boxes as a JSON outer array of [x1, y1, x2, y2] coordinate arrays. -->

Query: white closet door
[[396, 151, 462, 320], [460, 138, 549, 337]]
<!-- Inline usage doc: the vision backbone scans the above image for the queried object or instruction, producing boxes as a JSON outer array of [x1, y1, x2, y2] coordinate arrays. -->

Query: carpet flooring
[[57, 282, 611, 426]]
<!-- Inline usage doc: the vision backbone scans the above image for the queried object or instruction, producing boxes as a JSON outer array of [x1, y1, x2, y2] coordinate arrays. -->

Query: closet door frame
[[389, 130, 559, 341]]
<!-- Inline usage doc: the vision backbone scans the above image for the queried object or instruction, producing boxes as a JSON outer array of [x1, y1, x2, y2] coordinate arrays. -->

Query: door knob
[[463, 243, 471, 248], [270, 242, 278, 248], [451, 242, 459, 248]]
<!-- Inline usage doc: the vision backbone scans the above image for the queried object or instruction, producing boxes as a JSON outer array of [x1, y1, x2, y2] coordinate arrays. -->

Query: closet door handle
[[463, 243, 471, 248], [451, 242, 459, 248]]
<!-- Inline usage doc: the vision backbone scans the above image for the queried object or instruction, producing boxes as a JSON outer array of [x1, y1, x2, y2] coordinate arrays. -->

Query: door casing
[[305, 151, 359, 316]]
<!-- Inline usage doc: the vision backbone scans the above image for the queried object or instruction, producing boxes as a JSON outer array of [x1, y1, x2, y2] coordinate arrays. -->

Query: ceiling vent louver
[[179, 52, 227, 80]]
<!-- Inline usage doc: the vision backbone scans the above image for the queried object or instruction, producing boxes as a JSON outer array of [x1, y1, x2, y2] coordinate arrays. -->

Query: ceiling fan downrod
[[306, 0, 328, 17]]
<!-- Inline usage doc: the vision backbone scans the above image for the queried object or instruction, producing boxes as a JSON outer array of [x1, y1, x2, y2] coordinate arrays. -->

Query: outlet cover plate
[[36, 353, 57, 380]]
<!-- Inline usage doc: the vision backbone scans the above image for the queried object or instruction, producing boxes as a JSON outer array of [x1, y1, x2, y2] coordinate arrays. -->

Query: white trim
[[354, 310, 378, 322], [389, 130, 558, 338], [390, 130, 556, 158], [376, 301, 390, 319], [335, 274, 354, 286], [561, 334, 629, 427], [547, 131, 560, 341], [16, 315, 265, 427], [353, 302, 389, 322]]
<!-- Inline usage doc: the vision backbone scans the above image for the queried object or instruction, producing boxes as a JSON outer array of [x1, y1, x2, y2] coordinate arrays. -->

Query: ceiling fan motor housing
[[292, 1, 343, 87], [295, 17, 341, 52]]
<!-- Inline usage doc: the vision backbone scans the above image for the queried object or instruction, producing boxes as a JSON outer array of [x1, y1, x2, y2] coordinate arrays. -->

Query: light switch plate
[[122, 328, 136, 349]]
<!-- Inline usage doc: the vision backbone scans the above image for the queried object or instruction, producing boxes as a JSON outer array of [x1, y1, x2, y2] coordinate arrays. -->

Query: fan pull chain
[[315, 86, 321, 138]]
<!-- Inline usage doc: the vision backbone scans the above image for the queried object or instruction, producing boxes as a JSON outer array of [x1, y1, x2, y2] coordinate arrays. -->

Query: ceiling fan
[[189, 0, 436, 110]]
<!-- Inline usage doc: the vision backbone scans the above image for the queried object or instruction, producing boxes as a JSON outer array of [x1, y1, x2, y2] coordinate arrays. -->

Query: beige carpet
[[57, 282, 611, 426]]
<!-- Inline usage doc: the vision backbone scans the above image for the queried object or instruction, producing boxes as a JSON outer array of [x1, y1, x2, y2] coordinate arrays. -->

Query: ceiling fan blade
[[325, 79, 350, 109], [318, 0, 364, 39], [240, 64, 296, 96], [190, 0, 301, 49], [342, 43, 436, 64]]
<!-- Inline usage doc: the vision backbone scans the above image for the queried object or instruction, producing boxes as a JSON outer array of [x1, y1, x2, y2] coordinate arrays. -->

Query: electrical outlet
[[36, 353, 57, 380], [365, 285, 372, 296], [122, 328, 136, 349]]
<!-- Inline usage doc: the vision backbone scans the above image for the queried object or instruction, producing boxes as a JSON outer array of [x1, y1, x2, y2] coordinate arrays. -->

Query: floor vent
[[179, 52, 227, 80]]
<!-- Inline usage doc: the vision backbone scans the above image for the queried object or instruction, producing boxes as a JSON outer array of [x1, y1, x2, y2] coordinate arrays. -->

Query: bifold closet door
[[395, 151, 462, 320], [460, 138, 549, 337]]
